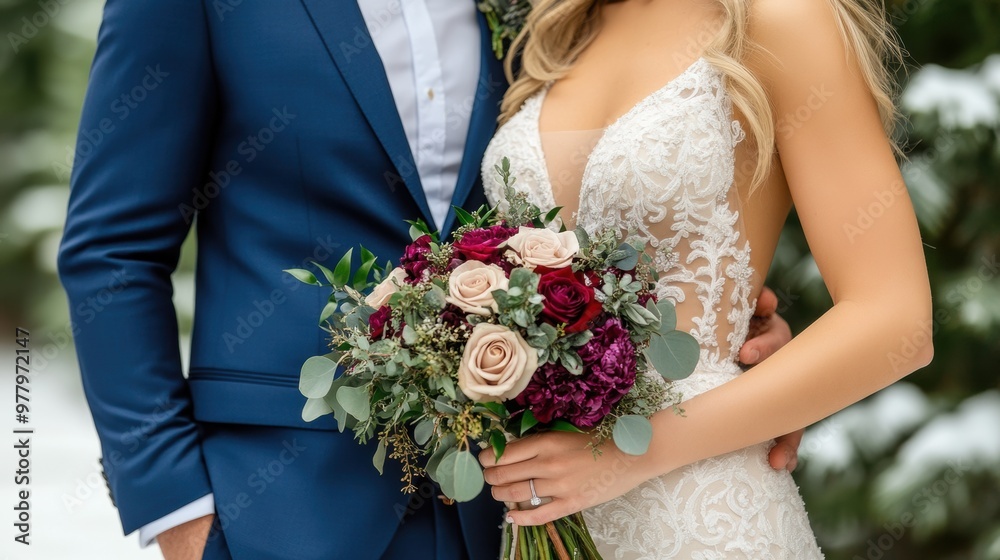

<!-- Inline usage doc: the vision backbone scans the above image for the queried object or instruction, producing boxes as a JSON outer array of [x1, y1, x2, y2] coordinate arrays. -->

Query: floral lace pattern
[[482, 58, 823, 558]]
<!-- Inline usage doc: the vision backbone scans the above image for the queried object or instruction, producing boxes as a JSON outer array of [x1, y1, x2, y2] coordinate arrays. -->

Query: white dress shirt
[[138, 0, 481, 547]]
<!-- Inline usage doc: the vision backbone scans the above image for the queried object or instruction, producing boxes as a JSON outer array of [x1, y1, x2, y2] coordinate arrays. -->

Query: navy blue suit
[[57, 0, 506, 557]]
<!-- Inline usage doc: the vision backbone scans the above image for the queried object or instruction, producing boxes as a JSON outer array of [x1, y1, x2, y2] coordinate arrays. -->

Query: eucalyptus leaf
[[612, 415, 653, 456], [336, 385, 371, 422], [645, 330, 700, 380], [402, 324, 418, 345], [299, 356, 339, 399], [610, 243, 640, 271], [435, 448, 460, 496], [434, 397, 461, 415], [656, 300, 678, 333], [372, 440, 387, 475], [414, 418, 435, 446], [284, 268, 321, 286], [301, 397, 334, 422], [426, 435, 457, 482], [438, 449, 485, 502]]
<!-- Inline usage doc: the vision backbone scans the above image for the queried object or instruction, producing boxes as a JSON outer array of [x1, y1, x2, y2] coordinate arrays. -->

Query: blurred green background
[[0, 0, 997, 558]]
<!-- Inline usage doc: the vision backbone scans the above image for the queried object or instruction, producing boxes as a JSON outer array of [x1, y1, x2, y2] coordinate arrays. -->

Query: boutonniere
[[477, 0, 532, 60]]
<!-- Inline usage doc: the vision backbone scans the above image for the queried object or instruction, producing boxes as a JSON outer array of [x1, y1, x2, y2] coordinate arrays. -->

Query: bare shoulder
[[747, 0, 857, 85]]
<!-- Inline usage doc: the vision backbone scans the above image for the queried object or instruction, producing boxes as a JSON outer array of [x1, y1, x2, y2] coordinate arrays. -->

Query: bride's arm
[[485, 0, 932, 526]]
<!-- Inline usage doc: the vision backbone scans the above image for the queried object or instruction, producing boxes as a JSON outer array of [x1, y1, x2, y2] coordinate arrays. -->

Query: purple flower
[[368, 305, 393, 339], [400, 235, 434, 283], [514, 316, 638, 429], [452, 224, 519, 267]]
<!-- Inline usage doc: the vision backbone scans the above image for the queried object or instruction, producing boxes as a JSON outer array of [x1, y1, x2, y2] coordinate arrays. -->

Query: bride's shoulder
[[745, 0, 862, 87]]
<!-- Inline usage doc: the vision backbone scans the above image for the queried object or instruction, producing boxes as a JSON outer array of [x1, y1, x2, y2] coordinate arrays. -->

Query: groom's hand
[[157, 514, 214, 560], [740, 286, 804, 472]]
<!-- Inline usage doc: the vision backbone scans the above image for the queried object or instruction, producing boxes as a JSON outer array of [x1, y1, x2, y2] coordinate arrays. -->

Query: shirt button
[[427, 88, 435, 100]]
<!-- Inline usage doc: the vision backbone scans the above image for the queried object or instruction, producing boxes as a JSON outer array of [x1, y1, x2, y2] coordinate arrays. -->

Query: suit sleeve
[[57, 0, 219, 534]]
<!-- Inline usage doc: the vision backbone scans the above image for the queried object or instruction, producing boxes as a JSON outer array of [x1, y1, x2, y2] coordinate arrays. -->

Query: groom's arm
[[57, 0, 218, 539]]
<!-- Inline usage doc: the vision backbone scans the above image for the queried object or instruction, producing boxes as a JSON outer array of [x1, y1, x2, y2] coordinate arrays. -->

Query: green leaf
[[549, 419, 585, 433], [575, 227, 591, 249], [645, 330, 701, 380], [655, 300, 677, 333], [299, 355, 339, 398], [318, 301, 339, 325], [489, 430, 507, 463], [311, 260, 337, 285], [301, 397, 333, 422], [543, 206, 563, 224], [426, 435, 457, 482], [612, 415, 653, 456], [453, 206, 476, 226], [284, 268, 321, 286], [610, 242, 640, 271], [438, 449, 485, 502], [372, 440, 387, 475], [336, 385, 371, 422], [353, 251, 379, 290], [414, 418, 435, 446], [434, 397, 461, 415], [478, 401, 508, 418], [519, 409, 539, 436], [333, 248, 354, 287], [434, 448, 459, 493]]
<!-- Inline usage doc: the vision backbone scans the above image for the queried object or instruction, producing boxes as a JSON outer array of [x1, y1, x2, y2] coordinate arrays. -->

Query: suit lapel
[[439, 6, 507, 237], [299, 0, 435, 226]]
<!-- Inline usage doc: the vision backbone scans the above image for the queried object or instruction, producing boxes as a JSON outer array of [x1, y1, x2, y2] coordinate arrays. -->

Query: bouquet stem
[[502, 510, 603, 560]]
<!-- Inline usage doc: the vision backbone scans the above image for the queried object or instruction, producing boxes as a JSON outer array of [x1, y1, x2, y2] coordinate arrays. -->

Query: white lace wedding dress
[[482, 58, 824, 559]]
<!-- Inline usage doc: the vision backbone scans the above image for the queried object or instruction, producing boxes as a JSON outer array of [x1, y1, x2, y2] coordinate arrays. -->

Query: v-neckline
[[532, 57, 709, 225]]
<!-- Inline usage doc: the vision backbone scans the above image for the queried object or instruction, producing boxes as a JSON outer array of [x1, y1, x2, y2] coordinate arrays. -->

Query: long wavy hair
[[499, 0, 903, 190]]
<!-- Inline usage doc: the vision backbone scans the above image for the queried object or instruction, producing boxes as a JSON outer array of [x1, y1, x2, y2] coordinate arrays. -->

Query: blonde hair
[[499, 0, 903, 190]]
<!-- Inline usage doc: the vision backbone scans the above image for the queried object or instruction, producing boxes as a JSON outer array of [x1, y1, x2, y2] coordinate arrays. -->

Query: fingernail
[[506, 516, 515, 525], [750, 349, 761, 363]]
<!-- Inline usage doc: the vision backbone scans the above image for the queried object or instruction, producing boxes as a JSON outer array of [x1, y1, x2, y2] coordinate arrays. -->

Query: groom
[[58, 1, 799, 559]]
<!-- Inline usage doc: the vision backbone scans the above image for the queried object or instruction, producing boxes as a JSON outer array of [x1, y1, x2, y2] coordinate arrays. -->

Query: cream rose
[[364, 267, 407, 308], [458, 323, 538, 402], [503, 227, 579, 270], [445, 261, 509, 316]]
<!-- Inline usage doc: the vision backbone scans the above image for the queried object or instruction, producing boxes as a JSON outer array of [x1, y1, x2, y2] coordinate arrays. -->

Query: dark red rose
[[452, 224, 519, 265], [537, 266, 603, 333], [400, 235, 434, 283], [368, 305, 392, 339]]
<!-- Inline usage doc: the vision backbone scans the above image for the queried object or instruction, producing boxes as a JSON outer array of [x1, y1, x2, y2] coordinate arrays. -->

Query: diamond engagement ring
[[529, 478, 542, 507]]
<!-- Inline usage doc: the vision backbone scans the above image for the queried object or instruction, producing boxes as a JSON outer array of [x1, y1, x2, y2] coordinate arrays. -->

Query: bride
[[478, 0, 932, 557]]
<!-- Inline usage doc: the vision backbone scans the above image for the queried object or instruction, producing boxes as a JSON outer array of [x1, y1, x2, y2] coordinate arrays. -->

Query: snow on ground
[[0, 344, 160, 560]]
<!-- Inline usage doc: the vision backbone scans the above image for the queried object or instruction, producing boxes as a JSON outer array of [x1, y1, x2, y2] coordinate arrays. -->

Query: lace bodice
[[484, 57, 823, 560], [483, 58, 755, 379]]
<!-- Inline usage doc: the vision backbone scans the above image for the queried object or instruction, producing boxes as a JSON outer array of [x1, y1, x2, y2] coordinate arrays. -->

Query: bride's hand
[[480, 431, 653, 526]]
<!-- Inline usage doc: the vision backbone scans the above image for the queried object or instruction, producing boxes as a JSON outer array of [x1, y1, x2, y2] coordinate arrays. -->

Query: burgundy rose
[[514, 316, 637, 428], [368, 305, 392, 339], [537, 267, 603, 333], [400, 235, 434, 283], [439, 304, 471, 330], [452, 224, 518, 266]]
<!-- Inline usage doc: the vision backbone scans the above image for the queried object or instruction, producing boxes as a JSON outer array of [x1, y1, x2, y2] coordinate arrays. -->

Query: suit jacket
[[58, 0, 507, 556]]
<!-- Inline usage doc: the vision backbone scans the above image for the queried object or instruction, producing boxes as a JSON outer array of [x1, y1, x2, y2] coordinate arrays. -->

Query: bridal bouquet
[[287, 158, 698, 560]]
